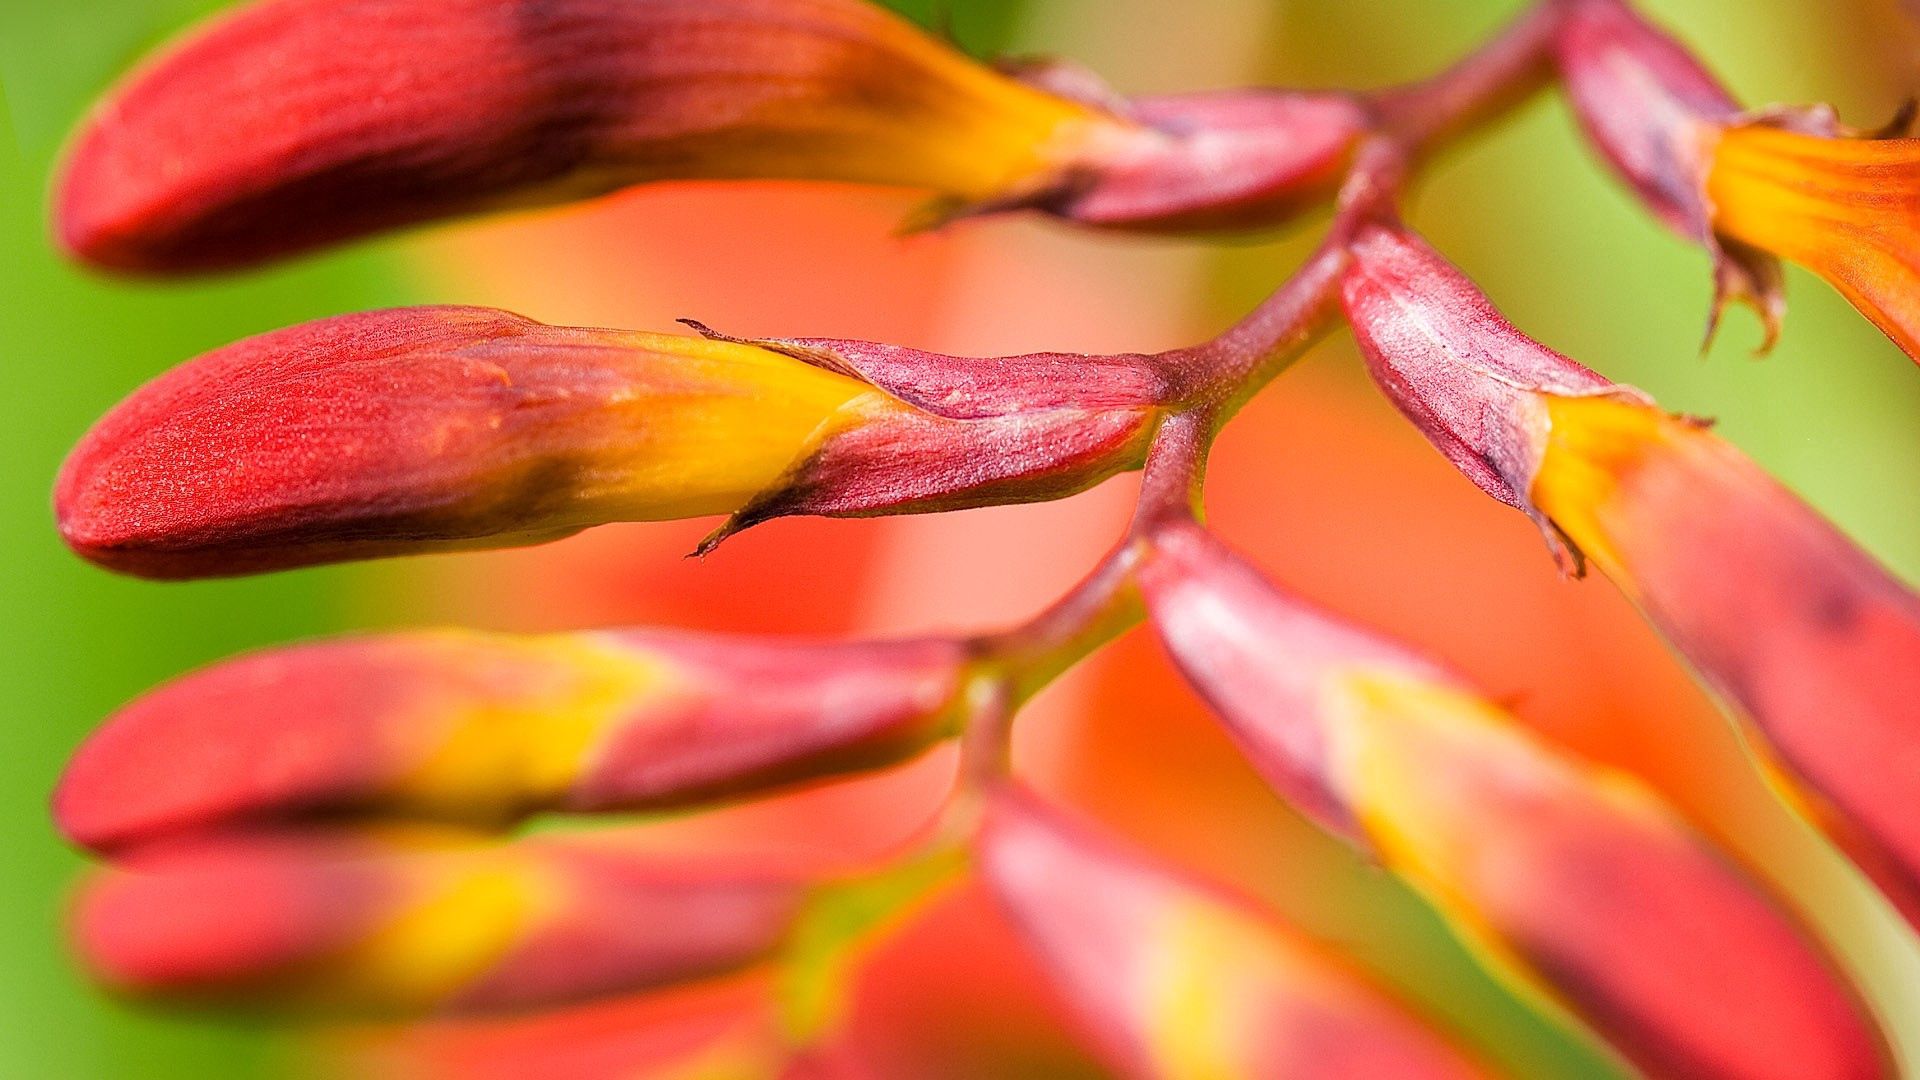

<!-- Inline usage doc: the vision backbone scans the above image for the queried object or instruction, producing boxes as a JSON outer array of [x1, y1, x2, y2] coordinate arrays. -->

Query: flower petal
[[1708, 123, 1920, 363], [56, 628, 967, 853], [1534, 394, 1920, 929], [1140, 523, 1891, 1079], [70, 828, 804, 1016], [976, 787, 1487, 1080]]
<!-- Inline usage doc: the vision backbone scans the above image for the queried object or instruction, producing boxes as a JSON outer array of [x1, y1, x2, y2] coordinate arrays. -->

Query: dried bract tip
[[55, 629, 969, 853], [976, 787, 1487, 1080], [70, 828, 806, 1017]]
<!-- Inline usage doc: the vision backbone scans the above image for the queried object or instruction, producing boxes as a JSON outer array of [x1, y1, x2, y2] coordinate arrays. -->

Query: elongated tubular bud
[[1344, 220, 1920, 936], [1552, 0, 1784, 337], [55, 306, 871, 577], [1139, 523, 1891, 1080], [55, 628, 968, 853], [56, 0, 1102, 273], [70, 828, 806, 1016], [1533, 396, 1920, 930], [55, 306, 1161, 578], [55, 0, 1374, 275], [976, 787, 1488, 1080]]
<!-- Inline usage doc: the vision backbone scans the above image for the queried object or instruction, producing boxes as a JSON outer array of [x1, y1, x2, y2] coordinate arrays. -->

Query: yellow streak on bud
[[309, 850, 560, 1012], [1143, 898, 1283, 1079], [817, 7, 1122, 202], [587, 333, 889, 523], [1332, 669, 1674, 1063], [389, 634, 677, 824], [1531, 394, 1672, 576]]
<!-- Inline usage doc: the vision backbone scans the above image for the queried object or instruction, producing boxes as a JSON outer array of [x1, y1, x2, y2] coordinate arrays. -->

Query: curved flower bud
[[1556, 0, 1920, 360], [1552, 0, 1783, 342], [1138, 523, 1892, 1080], [1533, 395, 1920, 930], [1707, 122, 1920, 364], [55, 0, 1371, 275], [1344, 221, 1920, 936], [55, 306, 1160, 578], [55, 628, 970, 853], [70, 828, 805, 1016], [975, 787, 1487, 1080]]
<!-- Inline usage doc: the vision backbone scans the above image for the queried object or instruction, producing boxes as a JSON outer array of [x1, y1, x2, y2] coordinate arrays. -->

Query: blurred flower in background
[[6, 0, 1920, 1077]]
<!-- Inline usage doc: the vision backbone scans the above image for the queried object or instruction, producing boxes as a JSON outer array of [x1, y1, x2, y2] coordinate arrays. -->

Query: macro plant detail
[[40, 0, 1920, 1077]]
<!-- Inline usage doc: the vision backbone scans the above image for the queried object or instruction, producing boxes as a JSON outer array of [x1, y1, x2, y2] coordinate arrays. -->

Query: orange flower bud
[[1708, 122, 1920, 364]]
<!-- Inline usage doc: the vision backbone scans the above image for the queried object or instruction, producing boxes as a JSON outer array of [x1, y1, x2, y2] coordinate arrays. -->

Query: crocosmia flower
[[55, 627, 969, 852], [976, 786, 1488, 1080], [55, 306, 1161, 577], [1556, 0, 1920, 359], [1140, 522, 1890, 1080], [56, 0, 1370, 274], [1343, 220, 1920, 937]]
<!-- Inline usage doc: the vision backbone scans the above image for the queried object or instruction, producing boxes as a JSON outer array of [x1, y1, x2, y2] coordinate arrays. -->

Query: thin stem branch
[[937, 0, 1576, 834]]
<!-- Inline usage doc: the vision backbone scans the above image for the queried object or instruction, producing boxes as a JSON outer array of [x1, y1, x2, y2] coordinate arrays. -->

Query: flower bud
[[56, 0, 1371, 275], [1553, 0, 1783, 342], [1533, 394, 1920, 930], [70, 827, 805, 1016], [1343, 220, 1920, 936], [976, 787, 1486, 1080], [56, 628, 969, 853], [1140, 523, 1891, 1080], [56, 306, 1161, 578]]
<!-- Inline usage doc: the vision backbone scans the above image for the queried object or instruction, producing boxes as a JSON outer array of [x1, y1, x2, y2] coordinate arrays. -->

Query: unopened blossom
[[56, 306, 1162, 578], [1140, 522, 1891, 1080], [1556, 0, 1920, 359], [70, 826, 806, 1016], [55, 628, 970, 852], [975, 787, 1488, 1080], [1343, 220, 1920, 935], [56, 0, 1370, 274]]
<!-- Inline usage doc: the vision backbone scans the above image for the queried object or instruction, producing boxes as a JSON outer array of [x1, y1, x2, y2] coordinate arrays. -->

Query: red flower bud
[[56, 306, 1162, 578], [1139, 523, 1891, 1080], [56, 628, 969, 853], [56, 0, 1370, 275], [1343, 219, 1920, 938]]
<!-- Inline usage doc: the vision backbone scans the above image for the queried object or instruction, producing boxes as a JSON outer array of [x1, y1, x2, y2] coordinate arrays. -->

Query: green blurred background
[[4, 0, 1919, 1075]]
